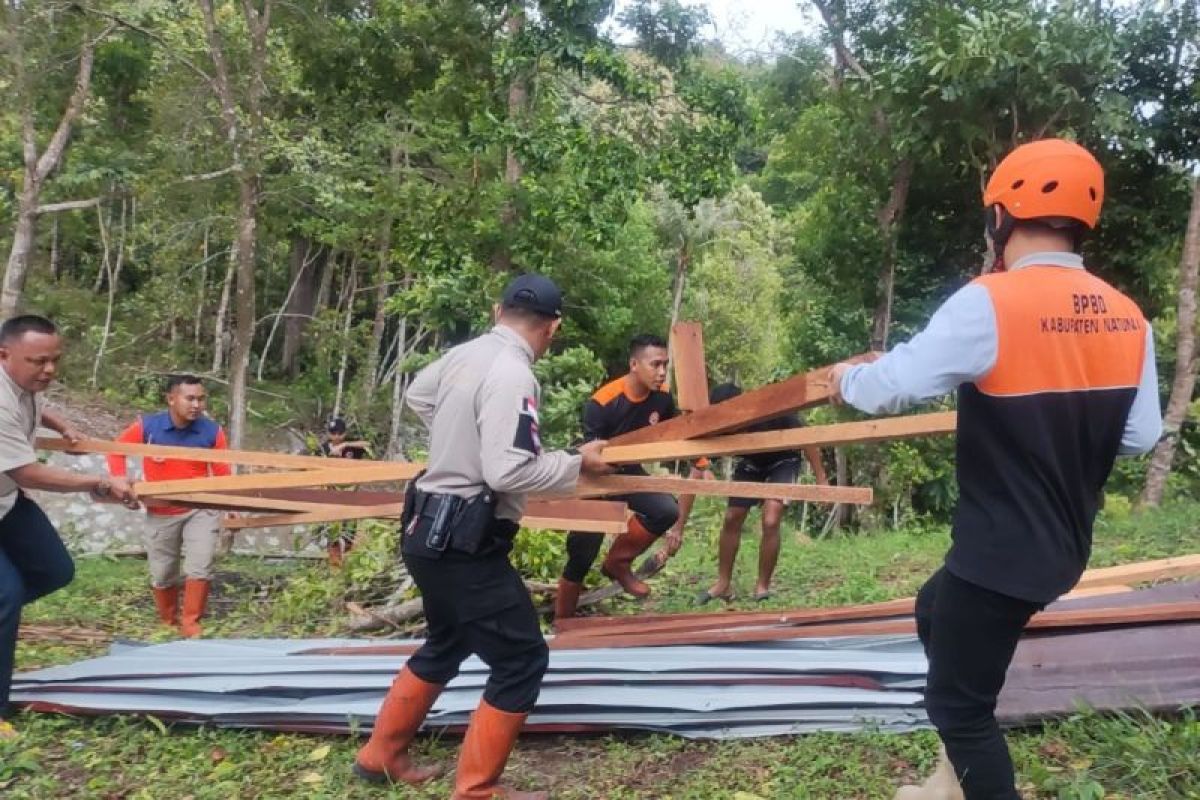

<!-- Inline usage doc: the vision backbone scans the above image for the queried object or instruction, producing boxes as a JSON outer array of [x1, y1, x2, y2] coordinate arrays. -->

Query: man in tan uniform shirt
[[0, 315, 137, 737]]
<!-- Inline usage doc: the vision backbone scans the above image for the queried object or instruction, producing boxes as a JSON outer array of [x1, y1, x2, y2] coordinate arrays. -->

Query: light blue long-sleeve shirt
[[840, 252, 1163, 454]]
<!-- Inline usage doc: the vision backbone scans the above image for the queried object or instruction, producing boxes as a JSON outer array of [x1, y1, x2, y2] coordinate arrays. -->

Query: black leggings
[[916, 568, 1041, 800], [561, 492, 678, 583]]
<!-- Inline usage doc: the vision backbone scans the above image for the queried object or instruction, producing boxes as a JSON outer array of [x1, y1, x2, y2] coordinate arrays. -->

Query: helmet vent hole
[[1089, 187, 1097, 201], [1011, 179, 1025, 190], [1041, 180, 1059, 193]]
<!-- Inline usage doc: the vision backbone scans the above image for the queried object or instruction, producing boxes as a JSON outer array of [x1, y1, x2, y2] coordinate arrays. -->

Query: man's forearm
[[8, 462, 104, 494], [40, 408, 70, 435]]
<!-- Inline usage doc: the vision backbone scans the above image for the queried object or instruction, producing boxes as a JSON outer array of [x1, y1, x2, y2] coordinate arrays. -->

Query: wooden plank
[[147, 493, 327, 513], [523, 516, 628, 534], [558, 597, 918, 640], [606, 354, 874, 446], [223, 504, 402, 529], [133, 465, 417, 497], [525, 499, 630, 525], [1060, 584, 1134, 599], [36, 436, 387, 471], [602, 411, 958, 464], [574, 474, 872, 505], [1073, 555, 1200, 589], [222, 488, 403, 506], [224, 505, 628, 534], [551, 601, 1200, 650], [556, 580, 1144, 636], [670, 321, 709, 413]]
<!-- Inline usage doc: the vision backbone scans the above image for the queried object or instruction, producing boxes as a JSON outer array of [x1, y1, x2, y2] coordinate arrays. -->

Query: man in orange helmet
[[829, 139, 1162, 799]]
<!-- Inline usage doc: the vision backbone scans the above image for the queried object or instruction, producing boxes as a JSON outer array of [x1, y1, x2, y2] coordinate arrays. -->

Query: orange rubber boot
[[353, 667, 444, 785]]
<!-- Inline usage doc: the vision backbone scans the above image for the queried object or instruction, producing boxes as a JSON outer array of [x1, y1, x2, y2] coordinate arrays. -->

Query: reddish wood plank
[[670, 321, 709, 413], [556, 597, 917, 639], [606, 354, 874, 446], [575, 474, 872, 505], [551, 601, 1200, 650], [602, 412, 957, 465]]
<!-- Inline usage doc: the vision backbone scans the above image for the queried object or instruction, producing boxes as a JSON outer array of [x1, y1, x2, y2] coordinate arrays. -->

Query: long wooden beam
[[574, 474, 872, 505], [36, 436, 382, 471], [559, 597, 917, 640], [222, 504, 402, 528], [146, 493, 327, 513], [223, 505, 630, 534], [1073, 555, 1200, 589], [606, 354, 874, 446], [602, 411, 957, 464], [550, 601, 1200, 650], [297, 600, 1200, 656], [133, 465, 418, 497]]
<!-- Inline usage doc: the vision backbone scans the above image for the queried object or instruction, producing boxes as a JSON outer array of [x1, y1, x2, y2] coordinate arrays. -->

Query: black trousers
[[915, 568, 1041, 800], [403, 550, 548, 714], [561, 491, 679, 583], [0, 494, 75, 716]]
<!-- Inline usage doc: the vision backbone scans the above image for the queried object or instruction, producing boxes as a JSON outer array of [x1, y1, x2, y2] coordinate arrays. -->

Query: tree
[[1142, 177, 1200, 506], [192, 0, 272, 448], [1, 3, 112, 316]]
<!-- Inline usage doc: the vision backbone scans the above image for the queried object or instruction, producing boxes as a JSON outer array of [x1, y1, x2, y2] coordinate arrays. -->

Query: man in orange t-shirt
[[108, 375, 230, 637]]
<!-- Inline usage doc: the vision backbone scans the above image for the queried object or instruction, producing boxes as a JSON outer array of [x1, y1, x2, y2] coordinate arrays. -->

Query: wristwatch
[[92, 479, 112, 499]]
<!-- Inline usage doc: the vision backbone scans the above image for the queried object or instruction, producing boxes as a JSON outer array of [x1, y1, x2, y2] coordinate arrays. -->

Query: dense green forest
[[3, 0, 1198, 520]]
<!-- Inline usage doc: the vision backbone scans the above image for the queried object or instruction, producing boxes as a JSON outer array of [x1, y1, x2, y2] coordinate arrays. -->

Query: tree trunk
[[212, 242, 236, 374], [491, 5, 526, 272], [1140, 176, 1200, 507], [1, 27, 104, 318], [315, 249, 335, 313], [196, 0, 271, 448], [364, 142, 402, 396], [49, 217, 59, 282], [282, 235, 321, 376], [3, 187, 39, 317], [258, 239, 313, 381], [91, 198, 127, 388], [226, 174, 259, 448], [195, 227, 209, 348], [669, 237, 690, 330], [387, 313, 410, 459], [870, 157, 914, 351], [333, 261, 357, 418]]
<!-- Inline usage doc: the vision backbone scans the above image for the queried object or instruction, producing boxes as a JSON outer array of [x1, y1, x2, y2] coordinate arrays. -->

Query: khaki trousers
[[145, 509, 220, 587]]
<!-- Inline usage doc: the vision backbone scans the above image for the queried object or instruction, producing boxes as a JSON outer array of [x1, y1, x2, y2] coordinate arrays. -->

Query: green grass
[[3, 502, 1198, 799]]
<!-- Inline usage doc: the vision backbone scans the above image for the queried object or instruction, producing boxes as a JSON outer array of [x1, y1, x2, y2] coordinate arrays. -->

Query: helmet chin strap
[[984, 204, 1016, 273]]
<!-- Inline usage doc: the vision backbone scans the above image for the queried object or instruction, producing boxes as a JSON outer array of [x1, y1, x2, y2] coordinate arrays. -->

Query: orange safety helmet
[[983, 139, 1104, 228]]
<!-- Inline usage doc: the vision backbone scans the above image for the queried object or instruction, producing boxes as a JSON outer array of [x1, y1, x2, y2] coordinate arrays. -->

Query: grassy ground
[[3, 501, 1198, 799]]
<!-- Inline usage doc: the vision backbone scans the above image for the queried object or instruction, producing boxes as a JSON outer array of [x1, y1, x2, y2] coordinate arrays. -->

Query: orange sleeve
[[209, 427, 233, 477], [107, 419, 143, 477]]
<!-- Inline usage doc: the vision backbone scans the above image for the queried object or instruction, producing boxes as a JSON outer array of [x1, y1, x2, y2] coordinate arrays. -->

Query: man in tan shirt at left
[[0, 315, 138, 739]]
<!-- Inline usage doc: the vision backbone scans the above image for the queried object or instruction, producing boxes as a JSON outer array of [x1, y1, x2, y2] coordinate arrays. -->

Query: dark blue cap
[[501, 273, 563, 319]]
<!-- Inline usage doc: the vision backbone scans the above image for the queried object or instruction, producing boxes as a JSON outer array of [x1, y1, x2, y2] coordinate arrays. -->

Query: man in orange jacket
[[108, 375, 231, 637], [831, 140, 1162, 799]]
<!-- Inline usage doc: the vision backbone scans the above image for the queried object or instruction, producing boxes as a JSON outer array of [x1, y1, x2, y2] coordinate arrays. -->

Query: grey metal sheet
[[15, 642, 926, 684]]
